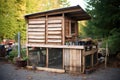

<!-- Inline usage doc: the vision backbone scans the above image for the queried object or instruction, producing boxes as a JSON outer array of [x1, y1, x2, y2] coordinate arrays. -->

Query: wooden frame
[[25, 5, 97, 74]]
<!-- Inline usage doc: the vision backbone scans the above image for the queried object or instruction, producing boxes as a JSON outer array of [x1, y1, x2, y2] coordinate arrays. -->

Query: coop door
[[48, 48, 63, 69]]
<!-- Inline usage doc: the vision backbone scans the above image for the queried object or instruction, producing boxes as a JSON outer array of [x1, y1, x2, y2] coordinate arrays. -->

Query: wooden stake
[[105, 41, 109, 68]]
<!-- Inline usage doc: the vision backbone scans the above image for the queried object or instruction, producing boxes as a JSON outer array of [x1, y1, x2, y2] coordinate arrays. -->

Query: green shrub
[[8, 48, 27, 61], [8, 50, 18, 61]]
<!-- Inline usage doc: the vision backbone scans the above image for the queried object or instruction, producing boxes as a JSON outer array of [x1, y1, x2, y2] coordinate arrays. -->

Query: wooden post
[[62, 13, 65, 45], [25, 18, 29, 66], [82, 49, 85, 73], [45, 15, 48, 44], [18, 32, 21, 58], [105, 41, 109, 68], [26, 47, 29, 66], [46, 48, 48, 67], [91, 54, 94, 67], [62, 49, 64, 69], [80, 50, 82, 73]]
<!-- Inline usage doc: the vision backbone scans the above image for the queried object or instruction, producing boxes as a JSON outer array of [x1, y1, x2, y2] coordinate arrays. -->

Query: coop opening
[[28, 47, 46, 67], [28, 47, 63, 69], [48, 48, 63, 69], [71, 22, 76, 35]]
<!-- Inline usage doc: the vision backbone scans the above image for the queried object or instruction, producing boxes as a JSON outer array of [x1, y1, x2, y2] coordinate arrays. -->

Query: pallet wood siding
[[28, 18, 46, 44], [47, 17, 62, 45], [64, 49, 82, 73], [65, 17, 70, 37], [64, 17, 78, 42]]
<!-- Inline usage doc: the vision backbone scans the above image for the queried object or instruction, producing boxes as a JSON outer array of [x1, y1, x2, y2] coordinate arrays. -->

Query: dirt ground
[[0, 59, 120, 80]]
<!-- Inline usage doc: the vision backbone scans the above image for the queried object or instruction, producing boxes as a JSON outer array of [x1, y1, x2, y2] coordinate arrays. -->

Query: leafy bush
[[108, 29, 120, 54], [8, 50, 18, 61], [8, 48, 27, 61], [101, 29, 120, 55]]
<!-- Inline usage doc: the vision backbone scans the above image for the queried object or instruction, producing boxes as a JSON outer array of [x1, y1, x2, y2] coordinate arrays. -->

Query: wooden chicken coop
[[25, 5, 98, 73]]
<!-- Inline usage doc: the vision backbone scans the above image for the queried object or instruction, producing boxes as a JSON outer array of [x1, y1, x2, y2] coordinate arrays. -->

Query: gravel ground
[[0, 61, 120, 80]]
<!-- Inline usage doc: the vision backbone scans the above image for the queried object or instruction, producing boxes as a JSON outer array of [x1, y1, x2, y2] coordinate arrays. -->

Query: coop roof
[[25, 5, 91, 21]]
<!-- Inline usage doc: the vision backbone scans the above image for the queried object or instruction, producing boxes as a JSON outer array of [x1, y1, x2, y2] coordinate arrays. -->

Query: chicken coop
[[25, 5, 98, 73]]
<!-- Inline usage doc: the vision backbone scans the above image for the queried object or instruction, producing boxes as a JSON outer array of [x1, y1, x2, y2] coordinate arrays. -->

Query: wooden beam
[[85, 49, 97, 56], [28, 36, 45, 39], [27, 44, 84, 49], [28, 40, 45, 42], [48, 20, 62, 23], [48, 36, 61, 38], [27, 14, 46, 19], [48, 31, 61, 34], [48, 24, 62, 28], [27, 66, 65, 73], [29, 18, 45, 21], [28, 29, 45, 32], [29, 20, 45, 24], [28, 32, 45, 35], [48, 8, 81, 16], [28, 25, 45, 28], [48, 28, 62, 30], [47, 40, 61, 43]]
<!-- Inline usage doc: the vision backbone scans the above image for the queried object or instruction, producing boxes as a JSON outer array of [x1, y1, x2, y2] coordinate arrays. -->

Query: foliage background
[[80, 0, 120, 54], [0, 0, 69, 43]]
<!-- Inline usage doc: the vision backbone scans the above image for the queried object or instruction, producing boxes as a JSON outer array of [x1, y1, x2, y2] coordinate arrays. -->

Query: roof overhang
[[25, 5, 91, 21]]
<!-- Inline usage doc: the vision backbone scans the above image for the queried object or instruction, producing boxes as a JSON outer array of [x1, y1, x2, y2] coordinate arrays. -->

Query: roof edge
[[25, 5, 82, 17]]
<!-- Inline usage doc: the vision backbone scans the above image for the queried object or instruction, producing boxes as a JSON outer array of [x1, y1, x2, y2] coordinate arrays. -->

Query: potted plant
[[14, 32, 28, 67], [15, 56, 28, 67]]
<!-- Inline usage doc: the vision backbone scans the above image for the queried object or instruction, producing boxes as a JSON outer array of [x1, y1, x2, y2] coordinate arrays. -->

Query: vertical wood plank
[[72, 49, 74, 72], [69, 20, 71, 36], [62, 49, 64, 69], [26, 47, 29, 66], [76, 50, 80, 72], [45, 15, 48, 44], [82, 49, 85, 73], [76, 21, 78, 36], [25, 18, 29, 44], [79, 50, 82, 72], [96, 48, 98, 65], [25, 18, 29, 66], [74, 49, 77, 72], [62, 13, 65, 45], [70, 49, 72, 71], [91, 54, 94, 67], [46, 48, 48, 67]]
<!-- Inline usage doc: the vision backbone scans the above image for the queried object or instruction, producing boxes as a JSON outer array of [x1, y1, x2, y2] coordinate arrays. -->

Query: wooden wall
[[64, 49, 83, 73], [28, 17, 46, 44], [64, 17, 78, 42], [47, 17, 62, 45], [27, 16, 62, 45]]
